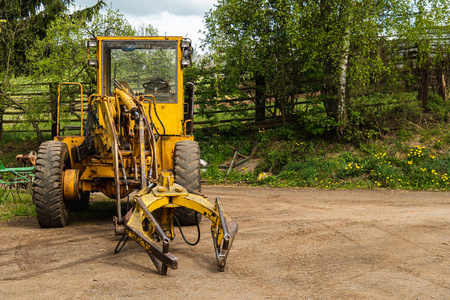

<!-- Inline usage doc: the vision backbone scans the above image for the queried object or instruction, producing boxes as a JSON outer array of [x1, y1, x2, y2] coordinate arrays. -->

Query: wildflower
[[407, 161, 412, 165]]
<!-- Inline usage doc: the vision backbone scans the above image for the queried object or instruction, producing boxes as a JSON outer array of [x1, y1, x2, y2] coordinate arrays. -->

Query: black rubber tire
[[173, 140, 202, 226], [67, 191, 90, 211], [33, 141, 70, 228]]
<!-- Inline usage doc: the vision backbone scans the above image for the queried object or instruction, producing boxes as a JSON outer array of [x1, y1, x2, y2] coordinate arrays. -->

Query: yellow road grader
[[32, 36, 238, 274]]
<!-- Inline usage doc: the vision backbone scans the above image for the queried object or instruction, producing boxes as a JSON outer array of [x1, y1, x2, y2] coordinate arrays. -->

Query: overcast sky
[[72, 0, 218, 49]]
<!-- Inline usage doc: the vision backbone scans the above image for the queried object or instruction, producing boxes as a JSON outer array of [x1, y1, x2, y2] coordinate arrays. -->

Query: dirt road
[[0, 186, 449, 299]]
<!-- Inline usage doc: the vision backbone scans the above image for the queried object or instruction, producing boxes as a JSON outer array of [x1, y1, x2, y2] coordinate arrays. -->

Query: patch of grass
[[0, 190, 36, 220], [200, 123, 450, 191]]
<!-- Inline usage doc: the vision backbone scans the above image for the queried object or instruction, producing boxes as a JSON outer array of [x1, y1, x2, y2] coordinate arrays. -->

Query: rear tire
[[33, 141, 70, 228], [173, 140, 202, 226]]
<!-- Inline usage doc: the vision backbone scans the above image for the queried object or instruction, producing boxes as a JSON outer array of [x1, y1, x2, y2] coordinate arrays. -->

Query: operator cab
[[101, 40, 178, 103], [86, 36, 193, 136]]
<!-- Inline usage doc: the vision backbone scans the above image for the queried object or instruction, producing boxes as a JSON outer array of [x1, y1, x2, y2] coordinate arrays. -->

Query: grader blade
[[212, 197, 238, 271], [125, 173, 238, 274], [125, 199, 177, 275]]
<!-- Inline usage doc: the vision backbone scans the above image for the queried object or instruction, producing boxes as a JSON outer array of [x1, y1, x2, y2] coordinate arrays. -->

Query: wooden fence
[[1, 62, 449, 140], [0, 82, 308, 139], [0, 82, 95, 139]]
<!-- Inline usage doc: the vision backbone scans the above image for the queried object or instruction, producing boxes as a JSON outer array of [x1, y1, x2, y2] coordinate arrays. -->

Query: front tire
[[173, 140, 202, 226], [33, 141, 70, 228]]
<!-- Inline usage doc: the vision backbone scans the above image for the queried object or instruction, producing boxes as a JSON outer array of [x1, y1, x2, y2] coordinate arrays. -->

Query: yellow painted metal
[[150, 102, 183, 136], [42, 36, 238, 274], [80, 163, 115, 180], [115, 88, 136, 112], [63, 169, 80, 201], [55, 136, 85, 167], [184, 119, 193, 136], [158, 135, 194, 170]]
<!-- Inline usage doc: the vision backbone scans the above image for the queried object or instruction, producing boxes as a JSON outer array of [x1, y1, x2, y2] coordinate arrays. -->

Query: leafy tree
[[27, 7, 139, 83], [0, 0, 105, 141], [204, 0, 303, 123], [202, 0, 450, 137]]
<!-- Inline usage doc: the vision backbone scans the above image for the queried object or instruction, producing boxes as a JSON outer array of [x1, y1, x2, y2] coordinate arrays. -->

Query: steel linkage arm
[[124, 172, 238, 275]]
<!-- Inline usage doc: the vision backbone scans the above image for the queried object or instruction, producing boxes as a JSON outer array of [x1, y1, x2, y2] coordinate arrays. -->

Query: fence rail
[[0, 82, 94, 139], [0, 82, 308, 138]]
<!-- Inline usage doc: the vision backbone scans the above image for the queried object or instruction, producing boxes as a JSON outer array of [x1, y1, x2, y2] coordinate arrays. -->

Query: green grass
[[0, 189, 36, 220], [199, 123, 450, 191]]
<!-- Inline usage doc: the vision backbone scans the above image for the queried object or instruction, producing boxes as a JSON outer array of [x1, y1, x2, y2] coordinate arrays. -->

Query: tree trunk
[[437, 67, 447, 102], [337, 25, 350, 135], [418, 58, 430, 110], [49, 83, 58, 138]]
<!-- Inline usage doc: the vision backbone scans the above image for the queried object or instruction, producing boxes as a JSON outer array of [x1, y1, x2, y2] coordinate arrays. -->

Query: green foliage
[[203, 0, 307, 122], [199, 122, 450, 191], [344, 92, 422, 142], [427, 93, 450, 122], [199, 0, 450, 138], [27, 7, 137, 83], [0, 0, 105, 78], [296, 100, 335, 137]]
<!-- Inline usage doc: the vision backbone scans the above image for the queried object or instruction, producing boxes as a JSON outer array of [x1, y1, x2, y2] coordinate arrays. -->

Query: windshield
[[102, 40, 177, 103]]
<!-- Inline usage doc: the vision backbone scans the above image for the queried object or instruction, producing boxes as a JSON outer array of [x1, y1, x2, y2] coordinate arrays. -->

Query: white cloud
[[125, 12, 206, 48], [72, 0, 216, 49], [109, 0, 216, 17], [73, 0, 216, 17]]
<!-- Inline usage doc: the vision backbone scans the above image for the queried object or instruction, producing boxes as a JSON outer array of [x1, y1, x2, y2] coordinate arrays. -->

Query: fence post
[[255, 74, 266, 122], [49, 83, 58, 138], [0, 106, 3, 141]]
